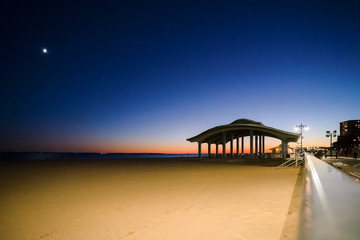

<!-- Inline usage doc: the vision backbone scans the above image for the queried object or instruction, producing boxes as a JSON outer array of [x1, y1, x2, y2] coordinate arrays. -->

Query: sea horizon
[[0, 151, 198, 160]]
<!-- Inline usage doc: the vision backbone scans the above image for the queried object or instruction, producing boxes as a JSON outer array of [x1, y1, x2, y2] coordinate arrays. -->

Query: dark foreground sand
[[0, 158, 300, 240]]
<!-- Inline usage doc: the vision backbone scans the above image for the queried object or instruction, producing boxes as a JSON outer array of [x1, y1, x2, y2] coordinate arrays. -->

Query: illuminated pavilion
[[187, 119, 300, 160]]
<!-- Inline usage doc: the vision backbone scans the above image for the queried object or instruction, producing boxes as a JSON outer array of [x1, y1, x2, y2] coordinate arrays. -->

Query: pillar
[[236, 136, 239, 157], [255, 135, 258, 155], [241, 136, 244, 154], [198, 142, 202, 158], [208, 143, 211, 158], [259, 134, 262, 154], [230, 134, 234, 158], [262, 136, 265, 153], [222, 132, 226, 158], [250, 130, 253, 156], [281, 140, 286, 160], [216, 144, 219, 158]]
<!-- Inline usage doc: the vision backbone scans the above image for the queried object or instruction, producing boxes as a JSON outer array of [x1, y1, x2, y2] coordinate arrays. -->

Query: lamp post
[[326, 130, 337, 158], [295, 123, 308, 152], [294, 123, 308, 167]]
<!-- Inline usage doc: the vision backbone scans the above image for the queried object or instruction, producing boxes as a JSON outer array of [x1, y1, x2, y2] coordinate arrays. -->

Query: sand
[[0, 158, 300, 240]]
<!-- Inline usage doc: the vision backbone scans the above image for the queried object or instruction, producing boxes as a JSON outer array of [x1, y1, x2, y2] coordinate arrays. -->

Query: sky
[[1, 0, 360, 153]]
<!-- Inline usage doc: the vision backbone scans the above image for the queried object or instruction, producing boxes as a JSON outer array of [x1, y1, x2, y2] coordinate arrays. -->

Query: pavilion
[[187, 119, 300, 160]]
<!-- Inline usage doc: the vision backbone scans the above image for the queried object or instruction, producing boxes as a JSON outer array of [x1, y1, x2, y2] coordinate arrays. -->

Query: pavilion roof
[[187, 118, 300, 144]]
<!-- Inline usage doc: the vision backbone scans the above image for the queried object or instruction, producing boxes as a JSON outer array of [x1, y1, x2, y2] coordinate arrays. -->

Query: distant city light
[[42, 48, 48, 53]]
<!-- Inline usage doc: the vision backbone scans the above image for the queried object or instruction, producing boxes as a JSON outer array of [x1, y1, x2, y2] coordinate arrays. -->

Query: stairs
[[277, 158, 303, 168]]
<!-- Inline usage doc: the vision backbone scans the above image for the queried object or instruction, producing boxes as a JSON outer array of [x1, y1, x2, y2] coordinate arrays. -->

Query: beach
[[0, 158, 300, 240]]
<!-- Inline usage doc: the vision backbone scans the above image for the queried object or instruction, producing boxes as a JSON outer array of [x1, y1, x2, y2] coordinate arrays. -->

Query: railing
[[277, 159, 303, 168], [298, 153, 360, 240], [276, 153, 303, 168]]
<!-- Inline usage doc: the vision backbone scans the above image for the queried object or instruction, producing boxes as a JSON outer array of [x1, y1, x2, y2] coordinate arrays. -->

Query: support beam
[[255, 135, 258, 155], [259, 134, 262, 154], [241, 136, 244, 154], [236, 136, 239, 157], [216, 144, 218, 158], [198, 142, 202, 159], [230, 134, 234, 158], [262, 136, 265, 153], [281, 140, 286, 160], [208, 143, 211, 159], [250, 130, 253, 157], [222, 132, 226, 158]]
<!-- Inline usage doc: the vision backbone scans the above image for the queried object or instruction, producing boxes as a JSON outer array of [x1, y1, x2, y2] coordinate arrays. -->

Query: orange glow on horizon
[[20, 136, 333, 154]]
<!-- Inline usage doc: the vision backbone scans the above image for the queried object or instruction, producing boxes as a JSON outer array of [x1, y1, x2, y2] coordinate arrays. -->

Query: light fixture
[[295, 123, 308, 152], [326, 130, 337, 158]]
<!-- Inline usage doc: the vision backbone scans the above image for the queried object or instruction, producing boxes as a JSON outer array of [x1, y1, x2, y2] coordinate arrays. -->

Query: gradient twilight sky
[[1, 0, 360, 153]]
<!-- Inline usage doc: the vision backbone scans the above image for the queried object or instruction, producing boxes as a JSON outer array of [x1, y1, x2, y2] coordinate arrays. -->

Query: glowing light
[[294, 127, 299, 131], [304, 126, 309, 131], [42, 48, 48, 53]]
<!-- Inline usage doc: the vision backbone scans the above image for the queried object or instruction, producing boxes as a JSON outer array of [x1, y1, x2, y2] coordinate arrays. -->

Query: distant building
[[335, 120, 360, 154], [269, 145, 294, 154]]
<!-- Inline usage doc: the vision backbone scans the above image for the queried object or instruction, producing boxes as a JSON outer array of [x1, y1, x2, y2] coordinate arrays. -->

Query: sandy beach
[[0, 158, 300, 240]]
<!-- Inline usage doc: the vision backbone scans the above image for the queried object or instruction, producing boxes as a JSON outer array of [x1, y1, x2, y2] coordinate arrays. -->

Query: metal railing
[[298, 153, 360, 240], [276, 153, 303, 168]]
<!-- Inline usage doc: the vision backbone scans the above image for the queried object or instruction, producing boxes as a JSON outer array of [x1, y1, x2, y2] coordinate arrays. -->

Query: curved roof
[[230, 118, 264, 126], [187, 118, 299, 144]]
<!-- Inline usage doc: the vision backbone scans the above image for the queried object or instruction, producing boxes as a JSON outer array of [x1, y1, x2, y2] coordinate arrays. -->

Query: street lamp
[[326, 130, 337, 158], [294, 123, 308, 153], [294, 123, 308, 168]]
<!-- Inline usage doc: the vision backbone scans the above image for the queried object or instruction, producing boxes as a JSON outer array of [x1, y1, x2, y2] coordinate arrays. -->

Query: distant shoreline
[[0, 152, 198, 160]]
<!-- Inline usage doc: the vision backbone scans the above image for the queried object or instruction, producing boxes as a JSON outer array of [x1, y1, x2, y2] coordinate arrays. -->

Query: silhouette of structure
[[335, 120, 360, 155], [187, 119, 299, 159]]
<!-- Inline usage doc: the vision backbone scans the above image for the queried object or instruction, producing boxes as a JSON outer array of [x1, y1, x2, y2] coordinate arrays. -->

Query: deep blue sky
[[1, 0, 360, 153]]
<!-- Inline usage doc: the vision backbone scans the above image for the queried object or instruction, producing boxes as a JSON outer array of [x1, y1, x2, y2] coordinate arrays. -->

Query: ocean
[[0, 152, 198, 160]]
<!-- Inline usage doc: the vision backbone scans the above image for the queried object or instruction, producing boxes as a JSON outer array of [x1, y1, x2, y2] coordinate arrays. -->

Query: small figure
[[353, 146, 358, 160], [339, 149, 344, 157]]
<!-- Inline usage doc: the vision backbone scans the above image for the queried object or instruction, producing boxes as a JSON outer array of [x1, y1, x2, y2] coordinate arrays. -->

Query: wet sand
[[0, 158, 300, 240]]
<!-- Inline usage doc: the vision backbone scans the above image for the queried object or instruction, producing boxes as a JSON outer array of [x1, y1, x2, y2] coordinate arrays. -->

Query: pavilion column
[[262, 136, 265, 153], [216, 144, 219, 158], [281, 140, 286, 160], [230, 134, 234, 158], [241, 136, 244, 154], [259, 134, 262, 155], [198, 142, 202, 159], [208, 143, 211, 159], [255, 135, 258, 155], [250, 130, 253, 157], [236, 136, 239, 158], [222, 132, 226, 158]]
